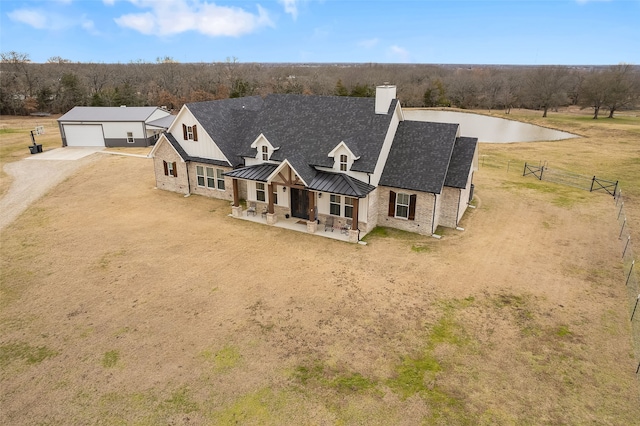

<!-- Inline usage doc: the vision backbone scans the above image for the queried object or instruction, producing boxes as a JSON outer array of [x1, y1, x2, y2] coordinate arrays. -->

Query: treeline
[[1, 52, 638, 119]]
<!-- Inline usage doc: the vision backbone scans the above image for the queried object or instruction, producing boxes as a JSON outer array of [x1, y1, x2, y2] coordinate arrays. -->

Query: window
[[182, 124, 198, 141], [196, 166, 205, 187], [388, 191, 416, 221], [212, 167, 224, 190], [272, 187, 278, 205], [262, 145, 268, 161], [330, 194, 341, 216], [340, 154, 348, 171], [164, 161, 177, 177], [395, 193, 410, 219], [344, 197, 354, 218], [256, 182, 266, 202], [126, 132, 134, 144]]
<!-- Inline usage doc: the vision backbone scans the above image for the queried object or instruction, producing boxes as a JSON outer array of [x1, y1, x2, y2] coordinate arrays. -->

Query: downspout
[[455, 189, 461, 227], [431, 193, 437, 234]]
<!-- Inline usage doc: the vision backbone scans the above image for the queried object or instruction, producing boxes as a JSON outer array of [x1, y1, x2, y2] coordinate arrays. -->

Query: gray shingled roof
[[379, 121, 459, 194], [235, 94, 398, 185], [59, 106, 162, 122], [186, 97, 264, 167], [444, 137, 478, 189]]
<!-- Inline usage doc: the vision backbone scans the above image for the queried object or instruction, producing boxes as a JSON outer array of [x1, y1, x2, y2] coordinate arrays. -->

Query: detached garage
[[58, 106, 173, 148]]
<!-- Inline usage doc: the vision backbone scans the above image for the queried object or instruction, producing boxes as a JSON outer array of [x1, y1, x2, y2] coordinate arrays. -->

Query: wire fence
[[615, 189, 640, 377], [480, 155, 639, 376]]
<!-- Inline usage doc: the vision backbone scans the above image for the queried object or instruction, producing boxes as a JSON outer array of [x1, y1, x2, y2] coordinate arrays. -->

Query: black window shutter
[[182, 124, 187, 140], [408, 194, 417, 221], [388, 191, 396, 217], [192, 125, 198, 141], [163, 160, 168, 176], [172, 162, 178, 177]]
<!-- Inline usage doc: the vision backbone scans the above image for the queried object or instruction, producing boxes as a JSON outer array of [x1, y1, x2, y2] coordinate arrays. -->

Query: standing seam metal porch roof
[[224, 164, 375, 198]]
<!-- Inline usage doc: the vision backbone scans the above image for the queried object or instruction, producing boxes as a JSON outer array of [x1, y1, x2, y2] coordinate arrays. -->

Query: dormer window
[[340, 154, 348, 171], [262, 146, 269, 161], [328, 141, 359, 173]]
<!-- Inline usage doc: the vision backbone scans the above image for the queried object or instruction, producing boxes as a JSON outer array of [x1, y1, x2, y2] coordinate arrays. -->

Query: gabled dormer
[[328, 141, 360, 172], [250, 134, 279, 162]]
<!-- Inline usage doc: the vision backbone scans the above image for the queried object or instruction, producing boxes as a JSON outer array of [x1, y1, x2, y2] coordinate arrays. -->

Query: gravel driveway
[[0, 148, 103, 232]]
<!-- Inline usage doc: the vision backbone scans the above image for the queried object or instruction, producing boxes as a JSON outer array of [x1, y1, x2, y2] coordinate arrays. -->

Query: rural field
[[1, 110, 639, 424]]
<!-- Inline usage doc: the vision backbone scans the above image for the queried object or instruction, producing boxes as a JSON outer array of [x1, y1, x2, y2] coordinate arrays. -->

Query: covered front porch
[[224, 162, 375, 244], [230, 208, 366, 243]]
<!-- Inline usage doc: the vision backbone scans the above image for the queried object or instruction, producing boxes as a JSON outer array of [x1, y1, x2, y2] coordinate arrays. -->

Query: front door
[[290, 188, 309, 220]]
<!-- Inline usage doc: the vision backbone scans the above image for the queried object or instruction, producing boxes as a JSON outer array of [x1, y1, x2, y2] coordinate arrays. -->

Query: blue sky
[[1, 0, 638, 64]]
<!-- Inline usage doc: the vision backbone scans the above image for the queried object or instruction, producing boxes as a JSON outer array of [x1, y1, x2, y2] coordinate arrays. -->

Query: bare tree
[[524, 67, 570, 117], [579, 70, 608, 119], [603, 63, 637, 118]]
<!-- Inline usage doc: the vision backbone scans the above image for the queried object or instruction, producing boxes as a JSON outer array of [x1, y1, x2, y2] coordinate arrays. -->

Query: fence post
[[590, 176, 596, 192], [618, 202, 624, 220], [616, 189, 621, 206], [523, 163, 527, 176], [622, 236, 631, 258], [539, 166, 544, 181], [627, 261, 636, 286], [632, 294, 640, 321], [612, 181, 618, 198], [619, 218, 626, 239]]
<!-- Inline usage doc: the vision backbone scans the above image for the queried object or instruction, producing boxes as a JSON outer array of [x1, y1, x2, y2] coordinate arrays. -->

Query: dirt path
[[0, 152, 100, 232]]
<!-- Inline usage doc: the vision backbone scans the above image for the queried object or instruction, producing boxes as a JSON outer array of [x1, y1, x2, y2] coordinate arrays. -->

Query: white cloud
[[388, 45, 410, 62], [279, 0, 299, 20], [358, 38, 379, 49], [7, 9, 49, 29], [114, 0, 274, 37], [7, 8, 76, 31]]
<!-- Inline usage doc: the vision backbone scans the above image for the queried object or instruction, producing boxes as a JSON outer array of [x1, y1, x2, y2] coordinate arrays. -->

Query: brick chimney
[[375, 83, 396, 114]]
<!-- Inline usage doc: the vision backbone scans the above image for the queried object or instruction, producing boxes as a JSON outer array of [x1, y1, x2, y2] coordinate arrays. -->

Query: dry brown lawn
[[1, 110, 639, 424]]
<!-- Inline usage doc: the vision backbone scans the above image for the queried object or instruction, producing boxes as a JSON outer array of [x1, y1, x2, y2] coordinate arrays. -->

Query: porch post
[[351, 198, 359, 228], [232, 179, 239, 207], [306, 190, 317, 233], [231, 178, 242, 217], [348, 197, 360, 243], [268, 183, 275, 214]]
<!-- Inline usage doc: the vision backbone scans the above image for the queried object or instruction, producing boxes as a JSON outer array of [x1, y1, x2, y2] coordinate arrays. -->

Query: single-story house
[[58, 106, 173, 147], [150, 85, 478, 242]]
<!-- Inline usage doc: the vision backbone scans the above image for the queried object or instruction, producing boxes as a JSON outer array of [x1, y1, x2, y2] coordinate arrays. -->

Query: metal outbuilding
[[57, 106, 173, 147]]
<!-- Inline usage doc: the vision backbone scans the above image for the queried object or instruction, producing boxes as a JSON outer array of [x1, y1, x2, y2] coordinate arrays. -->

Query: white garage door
[[63, 124, 105, 147]]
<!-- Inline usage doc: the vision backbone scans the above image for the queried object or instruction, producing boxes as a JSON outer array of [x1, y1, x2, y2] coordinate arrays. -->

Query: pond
[[403, 109, 578, 143]]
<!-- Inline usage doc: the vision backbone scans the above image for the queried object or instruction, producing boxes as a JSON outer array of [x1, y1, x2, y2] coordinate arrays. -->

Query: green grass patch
[[387, 353, 441, 398], [293, 361, 377, 393], [102, 350, 120, 368], [211, 388, 290, 424], [555, 325, 573, 338], [0, 128, 23, 135], [410, 244, 431, 253], [200, 345, 242, 372], [0, 342, 58, 367], [162, 386, 198, 414]]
